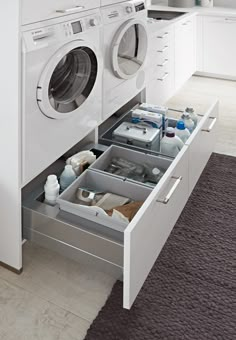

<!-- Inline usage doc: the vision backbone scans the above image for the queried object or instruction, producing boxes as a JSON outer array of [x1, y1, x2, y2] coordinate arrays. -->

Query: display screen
[[71, 21, 82, 34]]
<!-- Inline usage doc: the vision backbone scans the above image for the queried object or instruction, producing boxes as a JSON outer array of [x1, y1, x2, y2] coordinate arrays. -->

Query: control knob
[[90, 18, 98, 27], [126, 6, 133, 14]]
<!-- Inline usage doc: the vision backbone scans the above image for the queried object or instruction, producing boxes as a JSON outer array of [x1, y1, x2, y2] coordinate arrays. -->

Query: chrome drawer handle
[[157, 32, 169, 39], [156, 176, 183, 204], [182, 22, 188, 26], [201, 117, 217, 132], [158, 72, 169, 81], [157, 59, 168, 67], [225, 17, 236, 22], [157, 45, 168, 53], [56, 6, 85, 13]]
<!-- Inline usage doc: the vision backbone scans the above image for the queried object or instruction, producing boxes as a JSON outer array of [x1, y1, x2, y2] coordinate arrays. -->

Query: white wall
[[0, 1, 22, 270]]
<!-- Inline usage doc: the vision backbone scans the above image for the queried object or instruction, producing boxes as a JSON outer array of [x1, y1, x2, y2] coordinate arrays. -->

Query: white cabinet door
[[123, 146, 189, 309], [186, 100, 219, 194], [175, 15, 196, 91], [203, 16, 236, 77]]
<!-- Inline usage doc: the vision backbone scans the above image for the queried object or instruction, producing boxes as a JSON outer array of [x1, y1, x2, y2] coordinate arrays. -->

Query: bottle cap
[[182, 112, 190, 119], [152, 168, 161, 176], [176, 120, 185, 130], [186, 107, 194, 113], [47, 174, 58, 184], [165, 127, 175, 138]]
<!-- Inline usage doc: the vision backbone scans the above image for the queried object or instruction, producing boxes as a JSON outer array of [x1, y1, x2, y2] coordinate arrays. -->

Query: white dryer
[[101, 1, 148, 120], [21, 9, 103, 186]]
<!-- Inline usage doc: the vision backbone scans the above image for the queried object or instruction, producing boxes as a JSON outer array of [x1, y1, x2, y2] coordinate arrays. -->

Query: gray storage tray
[[90, 145, 172, 187], [57, 169, 152, 233]]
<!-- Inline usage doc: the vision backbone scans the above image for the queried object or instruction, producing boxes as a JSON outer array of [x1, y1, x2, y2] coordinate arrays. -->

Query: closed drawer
[[146, 71, 173, 105], [186, 100, 219, 194], [21, 0, 100, 25]]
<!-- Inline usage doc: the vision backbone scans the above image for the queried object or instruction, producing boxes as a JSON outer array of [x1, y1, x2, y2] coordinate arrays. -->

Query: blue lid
[[176, 120, 185, 130]]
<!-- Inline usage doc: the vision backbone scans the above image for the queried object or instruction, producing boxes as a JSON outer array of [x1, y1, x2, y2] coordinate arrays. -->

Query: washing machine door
[[37, 40, 98, 119], [111, 19, 148, 80]]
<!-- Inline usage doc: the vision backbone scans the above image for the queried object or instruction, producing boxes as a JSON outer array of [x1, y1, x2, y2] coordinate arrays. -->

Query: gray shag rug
[[85, 153, 236, 340]]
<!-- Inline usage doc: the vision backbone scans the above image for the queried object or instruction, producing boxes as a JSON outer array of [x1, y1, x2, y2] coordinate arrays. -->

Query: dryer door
[[111, 19, 148, 80], [37, 40, 98, 119]]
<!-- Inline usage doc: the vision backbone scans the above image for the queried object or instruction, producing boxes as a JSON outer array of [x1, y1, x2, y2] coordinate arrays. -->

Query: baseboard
[[0, 261, 23, 275]]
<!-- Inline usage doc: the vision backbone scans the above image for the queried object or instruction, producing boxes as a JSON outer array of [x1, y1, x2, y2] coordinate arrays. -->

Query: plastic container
[[175, 120, 191, 143], [181, 112, 195, 133], [60, 165, 76, 191], [44, 175, 60, 206], [160, 127, 184, 158], [185, 107, 198, 128]]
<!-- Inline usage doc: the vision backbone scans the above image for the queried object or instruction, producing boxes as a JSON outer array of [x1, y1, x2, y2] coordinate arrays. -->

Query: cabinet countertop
[[148, 4, 236, 17]]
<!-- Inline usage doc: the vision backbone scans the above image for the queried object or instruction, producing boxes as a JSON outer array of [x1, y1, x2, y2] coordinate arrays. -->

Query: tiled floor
[[0, 76, 235, 339]]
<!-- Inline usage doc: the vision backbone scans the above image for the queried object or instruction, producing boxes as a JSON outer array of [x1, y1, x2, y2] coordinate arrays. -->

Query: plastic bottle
[[44, 175, 60, 206], [181, 112, 195, 133], [160, 127, 184, 157], [60, 165, 76, 191], [185, 107, 198, 128], [175, 120, 191, 143]]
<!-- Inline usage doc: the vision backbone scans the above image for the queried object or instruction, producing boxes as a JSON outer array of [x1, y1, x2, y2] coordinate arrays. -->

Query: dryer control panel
[[101, 0, 146, 24]]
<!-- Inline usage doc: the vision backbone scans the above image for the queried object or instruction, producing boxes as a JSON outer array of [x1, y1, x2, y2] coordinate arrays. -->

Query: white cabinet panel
[[186, 100, 219, 194], [175, 15, 196, 91], [21, 0, 100, 25], [123, 146, 189, 309], [146, 25, 174, 104], [202, 16, 236, 77]]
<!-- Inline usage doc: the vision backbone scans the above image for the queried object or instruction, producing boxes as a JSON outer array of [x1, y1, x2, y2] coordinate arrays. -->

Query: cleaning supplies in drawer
[[57, 170, 152, 232], [112, 122, 161, 151], [60, 165, 76, 191], [131, 109, 163, 129], [104, 157, 164, 185], [66, 150, 96, 176], [174, 120, 191, 143], [160, 127, 184, 157], [181, 112, 195, 133], [44, 175, 60, 206], [139, 103, 168, 132]]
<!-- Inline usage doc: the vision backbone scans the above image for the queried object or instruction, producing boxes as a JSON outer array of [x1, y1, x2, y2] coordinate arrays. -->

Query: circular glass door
[[112, 20, 148, 80], [37, 42, 98, 119]]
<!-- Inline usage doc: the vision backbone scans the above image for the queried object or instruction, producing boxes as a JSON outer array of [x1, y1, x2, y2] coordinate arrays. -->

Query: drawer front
[[123, 145, 189, 309], [146, 71, 173, 105], [21, 0, 100, 25], [186, 100, 219, 194]]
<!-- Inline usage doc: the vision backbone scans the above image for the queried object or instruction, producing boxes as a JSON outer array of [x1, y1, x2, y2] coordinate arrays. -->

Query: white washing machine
[[101, 0, 148, 120], [101, 0, 127, 7], [21, 9, 103, 186]]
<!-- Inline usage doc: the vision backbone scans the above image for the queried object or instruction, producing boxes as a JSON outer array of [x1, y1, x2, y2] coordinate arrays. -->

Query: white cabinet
[[21, 0, 100, 25], [202, 16, 236, 78], [146, 25, 174, 105], [174, 15, 196, 91]]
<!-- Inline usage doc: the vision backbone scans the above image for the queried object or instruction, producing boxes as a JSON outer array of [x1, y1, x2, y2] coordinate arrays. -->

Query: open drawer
[[22, 99, 219, 310]]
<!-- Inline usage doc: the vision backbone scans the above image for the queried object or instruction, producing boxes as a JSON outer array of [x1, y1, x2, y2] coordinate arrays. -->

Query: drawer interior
[[90, 145, 172, 187], [57, 169, 152, 233]]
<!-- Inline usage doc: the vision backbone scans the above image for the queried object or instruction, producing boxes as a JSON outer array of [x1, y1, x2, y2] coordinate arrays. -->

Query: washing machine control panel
[[23, 13, 102, 50]]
